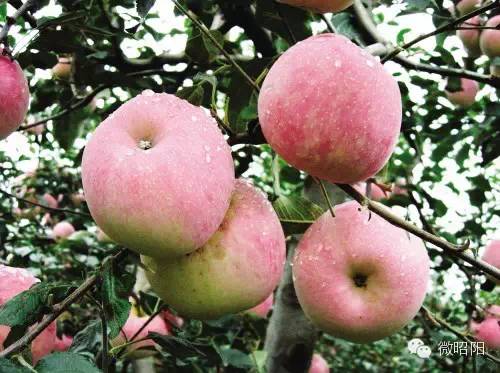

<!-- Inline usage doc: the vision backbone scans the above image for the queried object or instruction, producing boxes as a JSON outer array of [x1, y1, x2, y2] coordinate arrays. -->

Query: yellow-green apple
[[258, 34, 401, 184], [51, 57, 72, 80], [277, 0, 352, 13], [0, 265, 56, 363], [457, 16, 482, 57], [53, 334, 73, 352], [246, 293, 273, 318], [292, 201, 430, 343], [482, 240, 499, 284], [309, 353, 329, 373], [142, 179, 286, 319], [470, 305, 500, 350], [445, 78, 479, 107], [111, 312, 170, 359], [456, 0, 480, 15], [0, 53, 29, 139], [480, 16, 500, 58], [82, 91, 235, 258], [52, 221, 75, 240]]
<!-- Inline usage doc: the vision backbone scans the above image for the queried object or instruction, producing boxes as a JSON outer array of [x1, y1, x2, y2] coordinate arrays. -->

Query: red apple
[[111, 312, 170, 359], [0, 53, 30, 139], [142, 179, 286, 319], [52, 221, 75, 240], [480, 15, 500, 58], [293, 201, 430, 343], [53, 334, 73, 352], [82, 91, 235, 259], [0, 265, 56, 363], [457, 16, 481, 57], [258, 34, 401, 184], [277, 0, 352, 13], [246, 293, 274, 318], [470, 305, 500, 350], [309, 353, 329, 373], [445, 78, 479, 108]]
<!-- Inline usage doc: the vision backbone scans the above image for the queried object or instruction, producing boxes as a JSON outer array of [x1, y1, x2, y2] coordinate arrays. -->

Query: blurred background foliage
[[0, 0, 498, 371]]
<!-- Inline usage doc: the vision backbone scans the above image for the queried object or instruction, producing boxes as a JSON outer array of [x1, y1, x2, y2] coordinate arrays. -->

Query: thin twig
[[0, 249, 129, 359], [101, 310, 110, 372], [171, 0, 260, 92], [336, 183, 500, 281], [381, 1, 499, 62], [320, 14, 337, 34], [352, 0, 500, 88], [0, 0, 37, 54], [0, 187, 90, 218]]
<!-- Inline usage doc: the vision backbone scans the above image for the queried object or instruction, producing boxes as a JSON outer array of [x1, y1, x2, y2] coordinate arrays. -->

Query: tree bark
[[264, 180, 347, 372]]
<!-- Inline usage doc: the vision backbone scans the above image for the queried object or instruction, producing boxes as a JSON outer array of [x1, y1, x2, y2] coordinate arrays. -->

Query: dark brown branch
[[353, 0, 500, 88], [336, 184, 500, 281], [0, 0, 37, 53], [381, 0, 500, 62], [0, 187, 90, 218], [7, 0, 37, 27], [0, 249, 129, 359]]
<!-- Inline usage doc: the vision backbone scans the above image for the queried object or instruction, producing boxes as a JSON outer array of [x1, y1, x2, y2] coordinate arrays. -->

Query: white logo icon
[[408, 338, 431, 359]]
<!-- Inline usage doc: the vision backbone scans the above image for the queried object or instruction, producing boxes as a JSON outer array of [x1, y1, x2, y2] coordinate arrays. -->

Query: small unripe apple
[[246, 293, 274, 318], [470, 305, 500, 350], [52, 221, 75, 240], [0, 53, 30, 140], [277, 0, 353, 13], [82, 91, 235, 259], [480, 16, 500, 58], [0, 265, 56, 363], [353, 182, 389, 201], [161, 310, 184, 329], [491, 63, 500, 77], [293, 201, 430, 343], [142, 179, 286, 320], [309, 353, 329, 373], [52, 57, 73, 80], [482, 240, 499, 284], [26, 124, 44, 136], [53, 334, 73, 352], [41, 193, 59, 209], [258, 34, 401, 184], [445, 78, 479, 107], [111, 313, 170, 359], [457, 16, 482, 57], [70, 192, 85, 207], [455, 0, 480, 16]]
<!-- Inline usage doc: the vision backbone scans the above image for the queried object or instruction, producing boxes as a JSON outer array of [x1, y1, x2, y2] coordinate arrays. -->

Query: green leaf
[[149, 333, 221, 362], [185, 27, 224, 65], [216, 346, 254, 369], [0, 283, 73, 328], [273, 195, 324, 235], [176, 85, 205, 106], [0, 358, 32, 373], [69, 320, 102, 358], [136, 0, 156, 20], [101, 262, 134, 338], [53, 109, 88, 151], [0, 3, 7, 23], [36, 352, 100, 373], [396, 28, 411, 45]]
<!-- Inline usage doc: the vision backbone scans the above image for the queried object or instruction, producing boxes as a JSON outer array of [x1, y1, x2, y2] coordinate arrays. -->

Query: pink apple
[[82, 91, 234, 259], [258, 34, 401, 184], [309, 353, 329, 373], [246, 293, 274, 318], [445, 78, 479, 107], [480, 16, 500, 58], [26, 123, 44, 136], [0, 53, 30, 139], [52, 221, 75, 240], [161, 310, 184, 329], [353, 182, 389, 201], [51, 57, 72, 80], [53, 334, 73, 352], [111, 312, 170, 359], [41, 193, 59, 209], [482, 240, 499, 284], [0, 265, 56, 363], [277, 0, 353, 13], [293, 201, 430, 343], [471, 305, 500, 350], [456, 0, 480, 15], [142, 179, 286, 319], [457, 16, 481, 57]]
